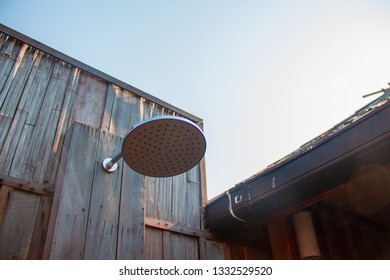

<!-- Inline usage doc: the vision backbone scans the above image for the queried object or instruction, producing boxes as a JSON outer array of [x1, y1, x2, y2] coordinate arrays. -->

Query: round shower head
[[121, 115, 206, 177]]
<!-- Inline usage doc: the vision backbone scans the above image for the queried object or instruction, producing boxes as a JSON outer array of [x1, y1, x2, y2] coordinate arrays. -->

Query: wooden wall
[[0, 26, 232, 260], [265, 209, 390, 260], [0, 177, 51, 259]]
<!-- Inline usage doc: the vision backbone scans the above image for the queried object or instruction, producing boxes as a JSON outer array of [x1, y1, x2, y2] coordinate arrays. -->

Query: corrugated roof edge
[[207, 87, 390, 204], [0, 23, 203, 124]]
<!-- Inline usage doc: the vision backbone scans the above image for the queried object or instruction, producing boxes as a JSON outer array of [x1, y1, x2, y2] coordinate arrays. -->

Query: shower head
[[102, 115, 206, 177]]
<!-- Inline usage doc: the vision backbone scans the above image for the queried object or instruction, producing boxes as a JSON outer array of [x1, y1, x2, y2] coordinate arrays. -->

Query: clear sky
[[1, 0, 390, 199]]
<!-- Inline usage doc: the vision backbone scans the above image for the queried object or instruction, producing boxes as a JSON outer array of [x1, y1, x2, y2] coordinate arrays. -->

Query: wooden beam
[[145, 216, 217, 240], [314, 202, 389, 232], [0, 174, 53, 197]]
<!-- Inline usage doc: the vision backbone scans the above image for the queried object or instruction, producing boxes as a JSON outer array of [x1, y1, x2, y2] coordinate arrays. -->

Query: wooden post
[[292, 211, 321, 259], [44, 123, 100, 259]]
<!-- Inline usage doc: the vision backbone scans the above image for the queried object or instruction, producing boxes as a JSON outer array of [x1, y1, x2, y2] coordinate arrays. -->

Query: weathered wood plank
[[0, 38, 21, 95], [7, 121, 35, 179], [186, 181, 200, 229], [108, 88, 141, 137], [0, 33, 6, 49], [111, 86, 144, 260], [199, 158, 208, 207], [83, 129, 122, 260], [163, 232, 199, 260], [71, 71, 107, 128], [117, 166, 145, 260], [187, 164, 200, 184], [144, 227, 163, 260], [171, 173, 188, 225], [0, 185, 13, 227], [0, 190, 40, 259], [139, 98, 146, 120], [7, 50, 53, 125], [143, 98, 168, 119], [140, 98, 159, 119], [0, 109, 29, 174], [206, 240, 232, 260], [204, 239, 226, 260], [0, 116, 12, 153], [0, 44, 38, 118], [101, 84, 116, 132], [186, 165, 201, 229], [8, 60, 71, 182], [47, 123, 99, 259], [188, 121, 207, 224], [198, 237, 207, 260], [42, 119, 78, 259], [184, 235, 200, 259], [0, 174, 52, 196], [145, 176, 159, 218], [145, 177, 173, 221], [31, 62, 72, 183], [31, 105, 61, 183], [27, 195, 52, 259], [23, 53, 55, 126], [163, 231, 171, 259], [0, 52, 54, 178], [159, 178, 173, 221], [45, 67, 81, 185], [145, 178, 171, 221]]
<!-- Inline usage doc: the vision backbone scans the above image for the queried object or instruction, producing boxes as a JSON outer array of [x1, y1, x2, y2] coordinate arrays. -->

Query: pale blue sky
[[1, 0, 390, 199]]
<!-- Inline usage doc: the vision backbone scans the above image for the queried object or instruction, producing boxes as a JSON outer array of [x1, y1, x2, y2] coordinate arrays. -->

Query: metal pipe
[[363, 85, 390, 98], [102, 152, 122, 173], [363, 89, 384, 98], [110, 152, 123, 165], [293, 211, 321, 259]]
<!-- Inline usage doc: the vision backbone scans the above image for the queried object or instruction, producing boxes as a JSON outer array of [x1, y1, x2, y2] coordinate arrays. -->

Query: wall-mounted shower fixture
[[102, 115, 206, 177]]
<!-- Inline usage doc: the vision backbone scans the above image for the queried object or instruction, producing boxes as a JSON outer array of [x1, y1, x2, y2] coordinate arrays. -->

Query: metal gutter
[[204, 89, 390, 233]]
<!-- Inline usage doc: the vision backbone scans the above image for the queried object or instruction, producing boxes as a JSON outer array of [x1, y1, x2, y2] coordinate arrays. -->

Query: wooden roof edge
[[0, 23, 203, 124]]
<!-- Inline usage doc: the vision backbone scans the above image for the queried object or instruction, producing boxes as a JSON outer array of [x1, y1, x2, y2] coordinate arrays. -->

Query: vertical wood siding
[[0, 30, 226, 260], [0, 189, 40, 259], [313, 208, 390, 259], [0, 182, 52, 259]]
